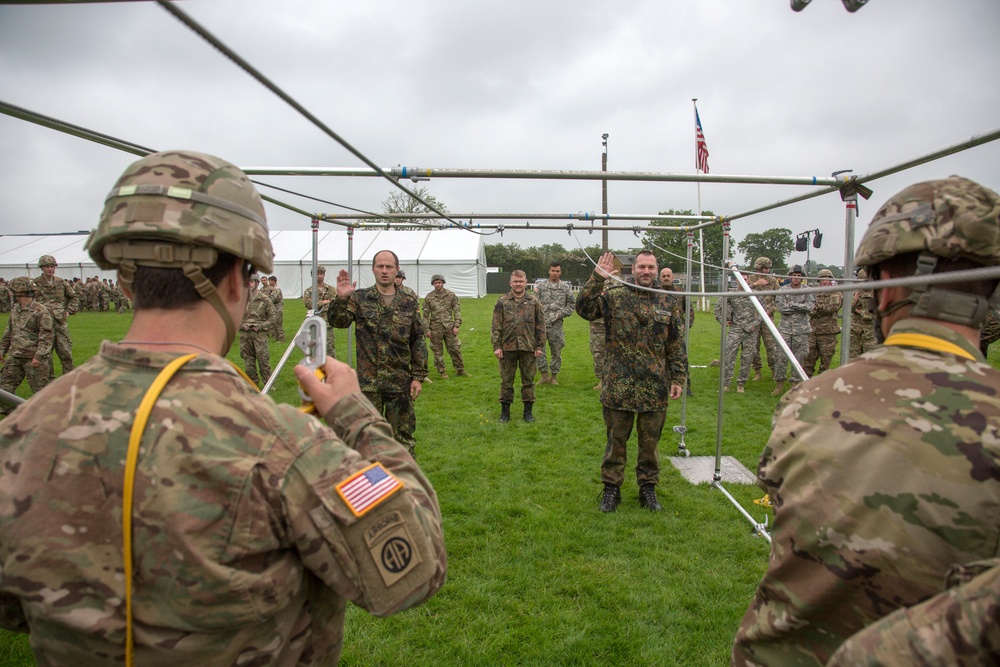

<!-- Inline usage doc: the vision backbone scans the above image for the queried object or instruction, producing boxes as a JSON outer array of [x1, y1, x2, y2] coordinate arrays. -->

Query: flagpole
[[694, 99, 708, 311]]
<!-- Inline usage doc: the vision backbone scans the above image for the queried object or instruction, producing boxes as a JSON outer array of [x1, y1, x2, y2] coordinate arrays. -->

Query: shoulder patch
[[336, 462, 403, 517]]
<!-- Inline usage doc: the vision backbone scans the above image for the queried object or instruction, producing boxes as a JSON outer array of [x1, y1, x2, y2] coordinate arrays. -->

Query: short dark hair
[[372, 249, 399, 268], [130, 253, 248, 310], [636, 250, 657, 262], [549, 261, 561, 269]]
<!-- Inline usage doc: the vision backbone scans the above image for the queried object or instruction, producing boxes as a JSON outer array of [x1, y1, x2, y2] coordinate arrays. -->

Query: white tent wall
[[0, 229, 487, 298]]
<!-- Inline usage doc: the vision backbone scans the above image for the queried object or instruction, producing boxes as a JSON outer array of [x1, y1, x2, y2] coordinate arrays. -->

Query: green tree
[[736, 228, 795, 272], [484, 242, 525, 273], [643, 209, 723, 270]]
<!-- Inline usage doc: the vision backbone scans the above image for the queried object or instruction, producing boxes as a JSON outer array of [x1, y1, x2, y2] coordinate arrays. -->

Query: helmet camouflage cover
[[38, 255, 57, 268], [854, 176, 1000, 269], [432, 274, 445, 283], [817, 269, 835, 279], [854, 176, 1000, 328], [9, 276, 34, 295], [754, 256, 772, 270], [85, 150, 273, 274]]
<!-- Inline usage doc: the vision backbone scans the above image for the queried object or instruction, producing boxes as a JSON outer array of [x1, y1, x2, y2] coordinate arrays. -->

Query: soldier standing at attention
[[660, 266, 695, 396], [239, 273, 276, 386], [303, 265, 337, 359], [265, 275, 285, 342], [576, 251, 687, 513], [491, 270, 545, 423], [733, 176, 1000, 666], [802, 268, 843, 377], [423, 274, 468, 379], [32, 254, 78, 378], [0, 151, 446, 665], [771, 264, 814, 396], [749, 256, 781, 381], [713, 273, 760, 393], [394, 269, 418, 298], [0, 279, 13, 313], [330, 250, 428, 457], [849, 267, 877, 359], [0, 277, 53, 414], [535, 261, 575, 386]]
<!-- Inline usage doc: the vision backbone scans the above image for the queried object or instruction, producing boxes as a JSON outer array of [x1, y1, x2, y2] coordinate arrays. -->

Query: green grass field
[[4, 296, 988, 665]]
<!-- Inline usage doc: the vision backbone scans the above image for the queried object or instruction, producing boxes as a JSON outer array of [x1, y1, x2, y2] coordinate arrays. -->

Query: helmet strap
[[182, 263, 237, 355]]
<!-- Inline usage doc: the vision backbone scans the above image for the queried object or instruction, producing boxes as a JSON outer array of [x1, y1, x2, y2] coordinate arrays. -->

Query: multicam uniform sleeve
[[826, 559, 1000, 667], [64, 281, 79, 316], [0, 318, 11, 358], [282, 394, 447, 617], [451, 293, 462, 329], [34, 307, 54, 359]]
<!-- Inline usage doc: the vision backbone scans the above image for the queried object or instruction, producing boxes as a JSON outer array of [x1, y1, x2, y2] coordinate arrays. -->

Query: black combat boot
[[523, 402, 535, 422], [639, 484, 662, 511], [499, 403, 511, 423], [598, 484, 621, 513]]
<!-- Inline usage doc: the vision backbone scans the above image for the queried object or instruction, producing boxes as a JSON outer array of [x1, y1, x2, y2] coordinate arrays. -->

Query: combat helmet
[[854, 175, 1000, 329], [753, 256, 772, 270], [85, 150, 273, 353], [432, 274, 445, 283], [38, 255, 57, 268], [9, 276, 34, 296], [817, 269, 835, 279], [789, 264, 805, 276]]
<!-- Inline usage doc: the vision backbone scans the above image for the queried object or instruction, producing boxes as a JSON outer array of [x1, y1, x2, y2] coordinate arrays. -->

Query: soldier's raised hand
[[336, 269, 356, 300], [595, 252, 618, 280]]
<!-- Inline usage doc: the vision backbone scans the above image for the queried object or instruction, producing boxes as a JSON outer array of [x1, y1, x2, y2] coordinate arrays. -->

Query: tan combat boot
[[593, 380, 602, 390], [771, 382, 786, 396], [737, 385, 745, 394], [753, 370, 763, 381], [550, 373, 559, 386], [539, 372, 551, 385]]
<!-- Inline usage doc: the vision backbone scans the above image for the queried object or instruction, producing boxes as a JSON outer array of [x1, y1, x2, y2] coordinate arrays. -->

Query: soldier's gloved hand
[[294, 357, 361, 416]]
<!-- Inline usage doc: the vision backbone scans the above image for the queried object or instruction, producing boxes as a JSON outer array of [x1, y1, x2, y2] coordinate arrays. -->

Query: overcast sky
[[1, 0, 998, 269]]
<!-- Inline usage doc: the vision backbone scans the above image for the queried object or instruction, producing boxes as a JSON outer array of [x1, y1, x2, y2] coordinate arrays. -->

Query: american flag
[[336, 463, 402, 517], [695, 106, 710, 174]]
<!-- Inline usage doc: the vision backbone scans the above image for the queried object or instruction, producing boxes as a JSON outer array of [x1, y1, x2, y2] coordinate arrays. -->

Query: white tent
[[0, 229, 488, 298]]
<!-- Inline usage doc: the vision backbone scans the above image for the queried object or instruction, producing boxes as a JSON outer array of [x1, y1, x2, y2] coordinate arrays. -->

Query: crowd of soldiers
[[1, 154, 998, 664]]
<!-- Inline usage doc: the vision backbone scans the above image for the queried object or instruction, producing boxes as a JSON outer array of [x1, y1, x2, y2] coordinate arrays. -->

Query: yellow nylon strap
[[883, 332, 976, 361], [123, 353, 198, 667]]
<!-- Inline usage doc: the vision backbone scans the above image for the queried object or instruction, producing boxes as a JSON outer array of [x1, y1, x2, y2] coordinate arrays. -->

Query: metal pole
[[841, 192, 859, 366], [673, 230, 696, 457], [602, 133, 609, 252], [347, 226, 355, 367], [714, 221, 731, 481]]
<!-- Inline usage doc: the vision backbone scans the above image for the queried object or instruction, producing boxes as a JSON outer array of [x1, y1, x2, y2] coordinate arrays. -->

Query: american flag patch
[[336, 463, 403, 517]]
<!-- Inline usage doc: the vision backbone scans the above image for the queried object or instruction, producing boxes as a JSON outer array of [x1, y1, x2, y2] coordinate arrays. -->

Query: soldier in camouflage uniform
[[265, 275, 285, 341], [771, 264, 815, 395], [238, 274, 276, 386], [535, 261, 575, 386], [827, 557, 1000, 666], [733, 176, 1000, 666], [491, 270, 545, 423], [330, 250, 428, 456], [576, 252, 687, 513], [661, 266, 695, 395], [303, 265, 337, 358], [749, 256, 782, 381], [803, 268, 843, 377], [423, 274, 467, 378], [33, 254, 78, 378], [0, 151, 446, 666], [394, 269, 418, 298], [0, 277, 53, 414], [0, 279, 12, 314], [714, 275, 760, 393], [849, 267, 877, 359]]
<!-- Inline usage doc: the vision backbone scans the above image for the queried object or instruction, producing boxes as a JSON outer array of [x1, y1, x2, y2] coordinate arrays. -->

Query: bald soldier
[[0, 151, 446, 666], [733, 176, 1000, 665]]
